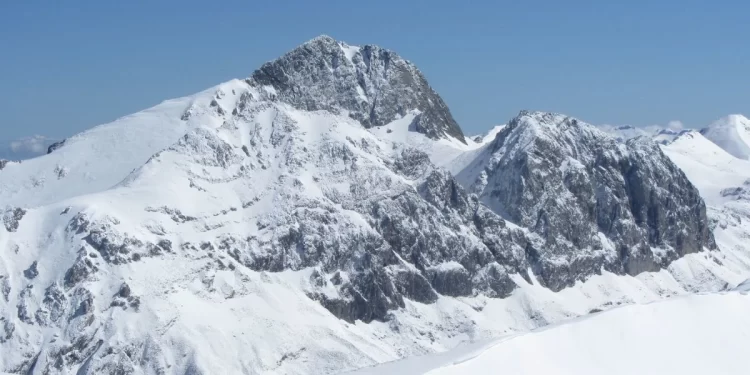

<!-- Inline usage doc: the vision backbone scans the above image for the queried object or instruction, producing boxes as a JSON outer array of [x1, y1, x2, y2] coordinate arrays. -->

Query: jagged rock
[[144, 206, 197, 223], [64, 249, 98, 288], [0, 159, 9, 170], [721, 180, 750, 201], [17, 286, 34, 324], [47, 139, 66, 154], [0, 319, 14, 343], [0, 276, 9, 302], [315, 269, 404, 323], [23, 261, 39, 279], [248, 35, 465, 143], [83, 229, 144, 264], [389, 267, 439, 303], [35, 284, 66, 325], [426, 263, 473, 297], [3, 207, 26, 232]]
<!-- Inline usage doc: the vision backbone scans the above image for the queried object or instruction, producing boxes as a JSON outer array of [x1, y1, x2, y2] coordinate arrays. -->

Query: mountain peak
[[247, 37, 466, 143], [701, 114, 750, 160], [306, 34, 337, 44], [511, 110, 576, 126], [460, 110, 715, 290], [503, 110, 606, 143]]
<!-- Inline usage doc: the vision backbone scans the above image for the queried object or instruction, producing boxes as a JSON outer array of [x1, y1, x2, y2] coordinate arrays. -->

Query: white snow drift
[[355, 292, 750, 375]]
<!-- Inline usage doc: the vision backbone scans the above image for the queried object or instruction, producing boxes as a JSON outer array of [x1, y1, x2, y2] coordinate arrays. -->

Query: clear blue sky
[[1, 0, 748, 141]]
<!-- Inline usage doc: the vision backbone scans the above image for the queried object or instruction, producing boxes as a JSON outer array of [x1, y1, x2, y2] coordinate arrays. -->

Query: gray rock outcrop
[[459, 111, 715, 290]]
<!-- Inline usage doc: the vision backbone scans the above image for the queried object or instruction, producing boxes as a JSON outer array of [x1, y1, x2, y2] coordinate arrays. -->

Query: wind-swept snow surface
[[354, 293, 750, 375]]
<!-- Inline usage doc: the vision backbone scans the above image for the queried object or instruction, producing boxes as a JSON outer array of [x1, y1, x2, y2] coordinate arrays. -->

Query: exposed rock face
[[2, 207, 26, 232], [0, 160, 7, 170], [23, 262, 38, 279], [47, 139, 66, 154], [459, 111, 716, 290], [721, 179, 750, 201], [152, 103, 530, 324], [248, 35, 466, 143]]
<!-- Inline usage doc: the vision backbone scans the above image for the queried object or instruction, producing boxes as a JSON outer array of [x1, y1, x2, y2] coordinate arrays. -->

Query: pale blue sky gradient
[[1, 1, 748, 141]]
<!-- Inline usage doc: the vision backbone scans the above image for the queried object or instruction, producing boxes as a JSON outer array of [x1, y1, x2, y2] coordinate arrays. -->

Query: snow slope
[[366, 110, 481, 168], [0, 80, 249, 207], [700, 114, 750, 160], [469, 124, 505, 145], [662, 131, 750, 205], [354, 292, 750, 375]]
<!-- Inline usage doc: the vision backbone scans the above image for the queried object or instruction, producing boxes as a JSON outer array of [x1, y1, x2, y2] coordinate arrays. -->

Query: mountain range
[[1, 36, 749, 374]]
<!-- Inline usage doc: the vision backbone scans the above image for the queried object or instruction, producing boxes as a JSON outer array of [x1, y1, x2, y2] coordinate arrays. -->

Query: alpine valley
[[1, 36, 749, 374]]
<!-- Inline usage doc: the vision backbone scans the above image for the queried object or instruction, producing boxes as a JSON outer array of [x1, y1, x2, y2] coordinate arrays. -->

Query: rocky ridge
[[459, 111, 715, 290]]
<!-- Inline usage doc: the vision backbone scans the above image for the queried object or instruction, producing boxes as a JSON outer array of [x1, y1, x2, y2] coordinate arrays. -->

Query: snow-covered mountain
[[596, 124, 688, 145], [1, 36, 749, 374], [597, 114, 750, 156], [700, 114, 750, 160]]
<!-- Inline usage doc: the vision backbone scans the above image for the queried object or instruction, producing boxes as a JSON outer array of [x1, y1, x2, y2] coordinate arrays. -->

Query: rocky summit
[[0, 36, 741, 375], [248, 35, 466, 143], [458, 111, 715, 290]]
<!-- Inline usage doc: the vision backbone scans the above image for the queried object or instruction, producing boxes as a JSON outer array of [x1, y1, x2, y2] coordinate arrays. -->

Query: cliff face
[[459, 111, 715, 290]]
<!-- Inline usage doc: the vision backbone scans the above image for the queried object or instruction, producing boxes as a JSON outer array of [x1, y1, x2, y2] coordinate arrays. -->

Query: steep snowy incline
[[700, 114, 750, 160], [0, 80, 249, 207], [353, 292, 750, 375], [366, 110, 484, 169], [469, 125, 506, 145]]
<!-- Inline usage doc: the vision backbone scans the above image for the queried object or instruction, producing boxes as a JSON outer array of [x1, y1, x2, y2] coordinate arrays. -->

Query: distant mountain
[[596, 123, 688, 145], [700, 114, 750, 160], [470, 124, 506, 145]]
